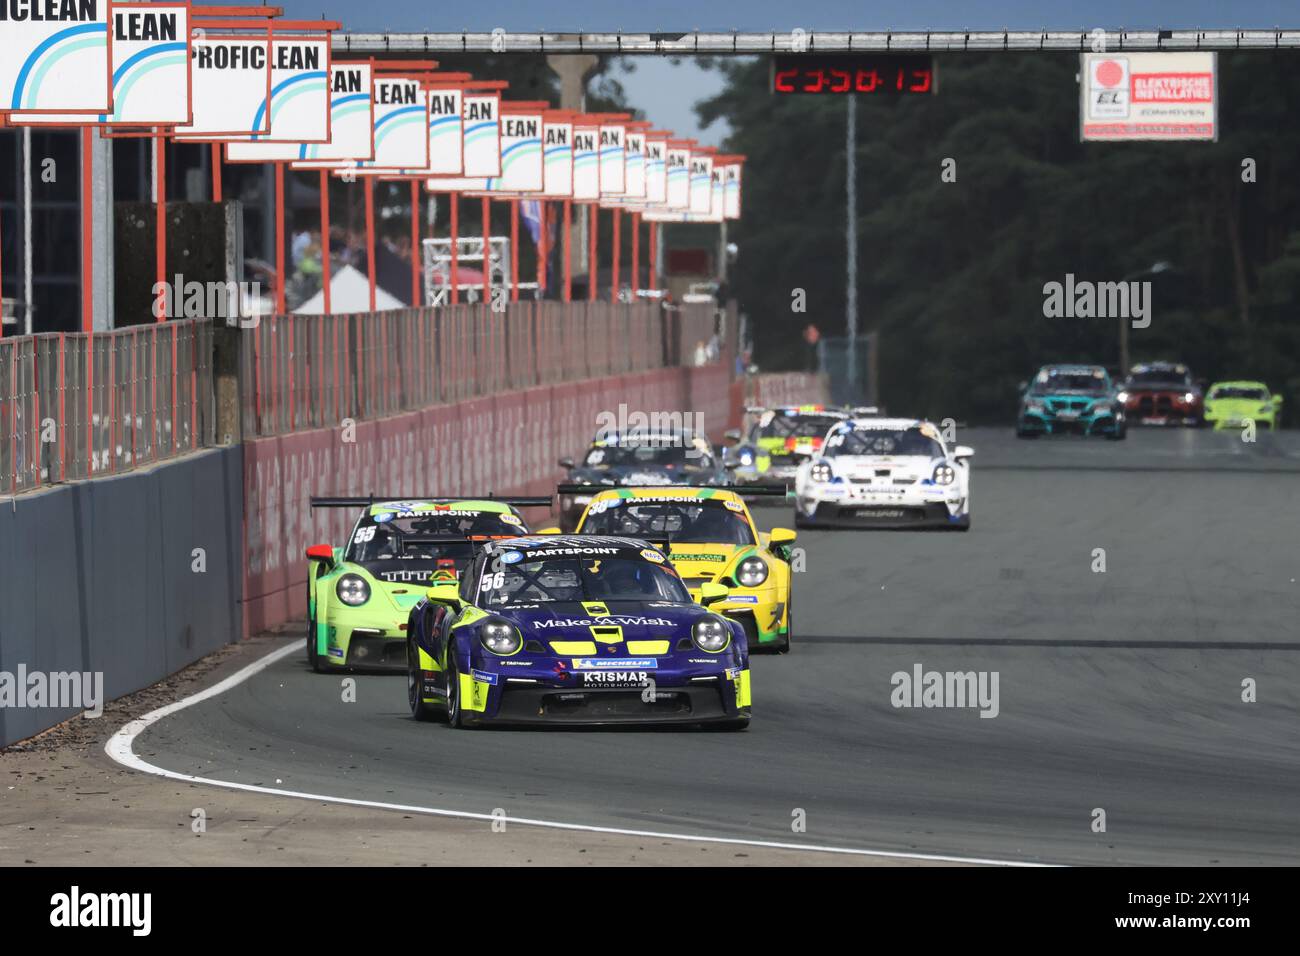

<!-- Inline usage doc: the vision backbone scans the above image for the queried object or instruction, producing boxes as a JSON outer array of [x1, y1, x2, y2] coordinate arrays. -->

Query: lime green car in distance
[[304, 496, 548, 671], [1203, 382, 1283, 431]]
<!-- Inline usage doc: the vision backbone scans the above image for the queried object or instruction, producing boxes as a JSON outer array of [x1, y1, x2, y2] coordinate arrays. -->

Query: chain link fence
[[1, 302, 721, 490], [240, 300, 717, 439], [0, 321, 214, 494]]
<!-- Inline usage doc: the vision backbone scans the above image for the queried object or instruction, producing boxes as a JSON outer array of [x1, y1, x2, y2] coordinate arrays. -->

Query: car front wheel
[[407, 640, 437, 722], [445, 654, 465, 728]]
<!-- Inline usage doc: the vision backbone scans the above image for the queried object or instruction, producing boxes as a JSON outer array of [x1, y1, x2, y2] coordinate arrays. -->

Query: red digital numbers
[[772, 55, 934, 95]]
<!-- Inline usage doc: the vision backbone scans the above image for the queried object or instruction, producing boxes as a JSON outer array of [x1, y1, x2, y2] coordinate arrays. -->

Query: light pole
[[1118, 260, 1171, 375], [845, 94, 858, 395]]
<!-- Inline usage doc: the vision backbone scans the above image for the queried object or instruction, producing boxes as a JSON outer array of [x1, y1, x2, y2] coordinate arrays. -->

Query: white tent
[[294, 264, 405, 315]]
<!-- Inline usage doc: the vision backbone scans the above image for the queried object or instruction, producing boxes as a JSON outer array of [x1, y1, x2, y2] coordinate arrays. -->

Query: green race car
[[1203, 381, 1282, 431], [304, 496, 548, 671]]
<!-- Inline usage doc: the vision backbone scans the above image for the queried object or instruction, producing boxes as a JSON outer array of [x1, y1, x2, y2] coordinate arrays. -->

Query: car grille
[[1047, 398, 1093, 412], [540, 690, 693, 719], [1136, 393, 1179, 414]]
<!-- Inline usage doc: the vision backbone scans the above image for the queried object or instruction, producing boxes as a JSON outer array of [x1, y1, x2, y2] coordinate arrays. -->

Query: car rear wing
[[399, 534, 522, 557], [546, 529, 675, 553], [310, 495, 552, 509], [556, 483, 788, 497]]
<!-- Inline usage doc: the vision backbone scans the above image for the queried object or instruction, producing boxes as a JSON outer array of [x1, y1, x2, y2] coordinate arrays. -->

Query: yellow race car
[[560, 486, 797, 653]]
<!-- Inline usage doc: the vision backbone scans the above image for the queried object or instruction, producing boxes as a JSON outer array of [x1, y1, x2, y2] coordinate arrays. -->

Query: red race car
[[1118, 362, 1204, 426]]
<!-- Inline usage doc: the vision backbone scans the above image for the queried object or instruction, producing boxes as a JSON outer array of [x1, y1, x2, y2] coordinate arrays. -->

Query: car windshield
[[1210, 386, 1268, 400], [478, 556, 691, 605], [1032, 371, 1109, 393], [583, 441, 714, 469], [346, 509, 523, 563], [579, 501, 755, 545], [823, 427, 945, 458], [754, 415, 842, 441], [1128, 370, 1189, 387]]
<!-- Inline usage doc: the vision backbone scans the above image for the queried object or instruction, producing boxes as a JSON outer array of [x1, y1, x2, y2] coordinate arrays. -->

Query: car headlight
[[480, 617, 522, 655], [810, 461, 832, 483], [692, 615, 730, 652], [739, 450, 754, 465], [736, 555, 768, 587], [336, 574, 371, 607], [1184, 392, 1196, 403], [933, 463, 956, 485], [1024, 400, 1045, 413], [1117, 391, 1129, 403]]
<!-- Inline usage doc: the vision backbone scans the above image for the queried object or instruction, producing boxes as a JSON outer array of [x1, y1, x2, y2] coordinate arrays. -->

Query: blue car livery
[[405, 534, 752, 728]]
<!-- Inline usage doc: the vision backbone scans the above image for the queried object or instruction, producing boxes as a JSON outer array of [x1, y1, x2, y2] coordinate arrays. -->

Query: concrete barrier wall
[[0, 447, 243, 746], [243, 365, 734, 636], [747, 372, 831, 409]]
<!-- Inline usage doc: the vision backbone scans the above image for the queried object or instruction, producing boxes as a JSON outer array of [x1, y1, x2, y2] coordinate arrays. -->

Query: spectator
[[803, 323, 821, 373]]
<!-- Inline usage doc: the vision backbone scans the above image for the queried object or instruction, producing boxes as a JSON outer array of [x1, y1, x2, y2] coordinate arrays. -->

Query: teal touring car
[[1016, 365, 1127, 439]]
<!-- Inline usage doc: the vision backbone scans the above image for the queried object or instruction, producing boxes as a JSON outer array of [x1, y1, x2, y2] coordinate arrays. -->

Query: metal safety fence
[[240, 300, 716, 439], [1, 301, 720, 490], [0, 320, 214, 494]]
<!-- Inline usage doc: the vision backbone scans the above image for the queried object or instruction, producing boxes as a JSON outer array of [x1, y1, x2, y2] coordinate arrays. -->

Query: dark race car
[[723, 404, 849, 492], [556, 429, 729, 530], [1118, 362, 1204, 426], [405, 535, 751, 728]]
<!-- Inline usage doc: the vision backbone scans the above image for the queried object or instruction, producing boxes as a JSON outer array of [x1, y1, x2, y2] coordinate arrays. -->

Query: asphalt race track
[[126, 427, 1300, 865]]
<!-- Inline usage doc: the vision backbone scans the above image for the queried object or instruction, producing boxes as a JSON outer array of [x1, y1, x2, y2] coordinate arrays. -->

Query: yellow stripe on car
[[625, 640, 670, 655], [549, 641, 597, 655]]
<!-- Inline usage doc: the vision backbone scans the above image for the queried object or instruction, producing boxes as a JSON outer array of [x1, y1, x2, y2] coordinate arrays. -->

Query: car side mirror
[[558, 457, 575, 470], [305, 544, 334, 567], [1017, 380, 1028, 393], [1272, 395, 1283, 408], [724, 428, 742, 443], [425, 583, 462, 608], [769, 527, 797, 546], [536, 526, 562, 535], [699, 582, 729, 607], [953, 445, 974, 459]]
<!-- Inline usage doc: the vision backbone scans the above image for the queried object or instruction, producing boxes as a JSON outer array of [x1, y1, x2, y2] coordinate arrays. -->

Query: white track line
[[106, 640, 1051, 866]]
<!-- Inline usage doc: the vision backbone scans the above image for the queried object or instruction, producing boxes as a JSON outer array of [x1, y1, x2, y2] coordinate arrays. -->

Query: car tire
[[306, 615, 327, 673], [407, 639, 437, 722], [445, 653, 465, 729], [793, 508, 816, 530], [1107, 425, 1127, 441]]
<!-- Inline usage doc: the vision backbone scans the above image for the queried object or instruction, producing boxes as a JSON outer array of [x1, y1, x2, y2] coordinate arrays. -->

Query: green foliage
[[696, 53, 1300, 423]]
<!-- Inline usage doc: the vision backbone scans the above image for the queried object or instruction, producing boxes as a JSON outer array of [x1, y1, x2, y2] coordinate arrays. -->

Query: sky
[[284, 0, 1300, 146]]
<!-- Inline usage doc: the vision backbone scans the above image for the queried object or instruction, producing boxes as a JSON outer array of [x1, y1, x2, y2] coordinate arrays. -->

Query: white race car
[[793, 418, 973, 530]]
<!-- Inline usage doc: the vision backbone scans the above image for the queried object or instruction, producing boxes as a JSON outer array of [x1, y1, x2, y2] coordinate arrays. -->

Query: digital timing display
[[772, 54, 935, 95]]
